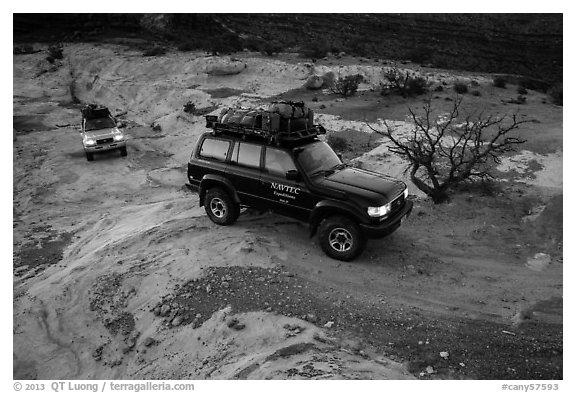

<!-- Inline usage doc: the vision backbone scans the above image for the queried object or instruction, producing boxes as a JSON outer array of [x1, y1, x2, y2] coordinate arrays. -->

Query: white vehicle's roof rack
[[81, 104, 112, 120]]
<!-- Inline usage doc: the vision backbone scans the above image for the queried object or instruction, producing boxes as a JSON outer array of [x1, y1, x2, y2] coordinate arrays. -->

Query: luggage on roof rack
[[81, 104, 112, 120], [205, 101, 325, 144]]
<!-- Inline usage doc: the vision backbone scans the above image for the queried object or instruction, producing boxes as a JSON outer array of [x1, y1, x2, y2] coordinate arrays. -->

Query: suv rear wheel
[[204, 187, 240, 226], [318, 215, 366, 261], [86, 152, 94, 161]]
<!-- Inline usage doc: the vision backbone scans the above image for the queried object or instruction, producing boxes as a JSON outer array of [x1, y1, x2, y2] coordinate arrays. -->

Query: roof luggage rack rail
[[206, 115, 326, 144]]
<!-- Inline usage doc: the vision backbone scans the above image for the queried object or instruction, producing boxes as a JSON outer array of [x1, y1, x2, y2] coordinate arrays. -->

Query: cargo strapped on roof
[[81, 104, 112, 120], [205, 101, 326, 144]]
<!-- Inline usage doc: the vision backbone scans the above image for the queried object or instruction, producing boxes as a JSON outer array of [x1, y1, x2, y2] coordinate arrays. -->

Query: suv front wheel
[[204, 187, 240, 226], [318, 215, 366, 261]]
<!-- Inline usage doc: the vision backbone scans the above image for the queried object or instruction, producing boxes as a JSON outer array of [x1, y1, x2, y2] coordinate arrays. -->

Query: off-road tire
[[318, 215, 366, 261], [86, 152, 94, 161], [204, 187, 240, 226], [120, 146, 127, 157]]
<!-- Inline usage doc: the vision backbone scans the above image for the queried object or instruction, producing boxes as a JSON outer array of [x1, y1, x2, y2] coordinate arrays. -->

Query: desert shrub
[[453, 81, 468, 94], [471, 90, 482, 96], [517, 86, 528, 95], [183, 101, 196, 114], [331, 74, 363, 97], [383, 67, 428, 97], [321, 71, 336, 89], [405, 76, 428, 96], [493, 76, 507, 88], [301, 40, 329, 59], [327, 134, 348, 151], [470, 80, 480, 87], [434, 85, 444, 92], [312, 96, 318, 102], [548, 83, 562, 105], [46, 44, 63, 63], [261, 40, 283, 56], [143, 45, 166, 56]]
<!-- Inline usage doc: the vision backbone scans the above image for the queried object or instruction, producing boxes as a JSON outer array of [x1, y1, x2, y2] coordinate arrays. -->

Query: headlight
[[114, 134, 124, 141], [367, 203, 391, 218], [403, 187, 409, 199], [84, 138, 95, 146]]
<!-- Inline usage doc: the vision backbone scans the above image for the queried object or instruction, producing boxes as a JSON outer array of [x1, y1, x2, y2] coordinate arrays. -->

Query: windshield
[[85, 117, 115, 131], [296, 141, 342, 176]]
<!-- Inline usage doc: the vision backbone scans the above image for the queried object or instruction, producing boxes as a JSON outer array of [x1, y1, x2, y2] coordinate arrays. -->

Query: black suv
[[187, 102, 413, 261]]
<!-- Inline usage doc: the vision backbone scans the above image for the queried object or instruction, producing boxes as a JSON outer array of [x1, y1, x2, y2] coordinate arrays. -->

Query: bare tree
[[368, 97, 527, 203]]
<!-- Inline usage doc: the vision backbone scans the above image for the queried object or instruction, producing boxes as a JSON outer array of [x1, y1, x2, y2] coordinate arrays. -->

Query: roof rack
[[81, 104, 112, 120], [204, 102, 326, 145]]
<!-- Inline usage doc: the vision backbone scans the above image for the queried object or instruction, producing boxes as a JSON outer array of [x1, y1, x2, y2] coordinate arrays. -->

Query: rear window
[[231, 142, 262, 169], [199, 138, 230, 161]]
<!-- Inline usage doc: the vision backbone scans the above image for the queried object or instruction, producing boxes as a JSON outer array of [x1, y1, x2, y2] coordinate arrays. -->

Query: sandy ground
[[13, 44, 563, 380]]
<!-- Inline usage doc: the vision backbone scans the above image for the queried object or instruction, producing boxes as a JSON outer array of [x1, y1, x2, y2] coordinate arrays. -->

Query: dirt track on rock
[[13, 44, 562, 380]]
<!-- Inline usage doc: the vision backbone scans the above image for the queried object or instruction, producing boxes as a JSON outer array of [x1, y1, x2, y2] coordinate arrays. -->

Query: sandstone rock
[[159, 304, 170, 316], [205, 59, 247, 76], [172, 315, 183, 327], [305, 75, 324, 90]]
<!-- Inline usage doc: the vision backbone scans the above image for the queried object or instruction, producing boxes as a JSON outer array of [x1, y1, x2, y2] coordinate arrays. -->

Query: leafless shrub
[[382, 66, 428, 97], [331, 74, 363, 97], [367, 97, 527, 203]]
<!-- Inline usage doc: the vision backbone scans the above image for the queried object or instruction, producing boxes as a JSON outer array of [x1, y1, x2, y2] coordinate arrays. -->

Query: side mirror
[[286, 170, 301, 182]]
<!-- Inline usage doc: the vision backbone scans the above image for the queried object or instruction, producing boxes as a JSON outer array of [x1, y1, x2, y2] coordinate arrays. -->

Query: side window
[[231, 142, 262, 169], [265, 148, 297, 176], [199, 138, 230, 162]]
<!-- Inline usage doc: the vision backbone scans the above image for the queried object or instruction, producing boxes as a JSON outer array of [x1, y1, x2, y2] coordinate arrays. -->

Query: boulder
[[205, 58, 247, 76], [305, 75, 324, 90]]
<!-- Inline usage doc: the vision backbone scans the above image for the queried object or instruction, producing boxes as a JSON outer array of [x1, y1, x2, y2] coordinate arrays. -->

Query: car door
[[260, 146, 315, 220], [226, 141, 263, 206]]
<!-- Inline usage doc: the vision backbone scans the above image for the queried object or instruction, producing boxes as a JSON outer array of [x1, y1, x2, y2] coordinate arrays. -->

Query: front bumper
[[84, 140, 126, 153], [359, 199, 413, 238]]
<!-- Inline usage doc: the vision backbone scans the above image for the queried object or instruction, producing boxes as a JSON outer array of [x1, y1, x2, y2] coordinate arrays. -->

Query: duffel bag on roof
[[267, 101, 309, 119], [81, 104, 111, 120]]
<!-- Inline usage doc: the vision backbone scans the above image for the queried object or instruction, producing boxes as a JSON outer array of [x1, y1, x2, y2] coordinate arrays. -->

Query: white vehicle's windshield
[[296, 141, 342, 176], [85, 117, 115, 131]]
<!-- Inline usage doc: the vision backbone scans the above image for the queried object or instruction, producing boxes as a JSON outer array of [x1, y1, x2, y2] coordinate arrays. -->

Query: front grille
[[96, 138, 114, 145]]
